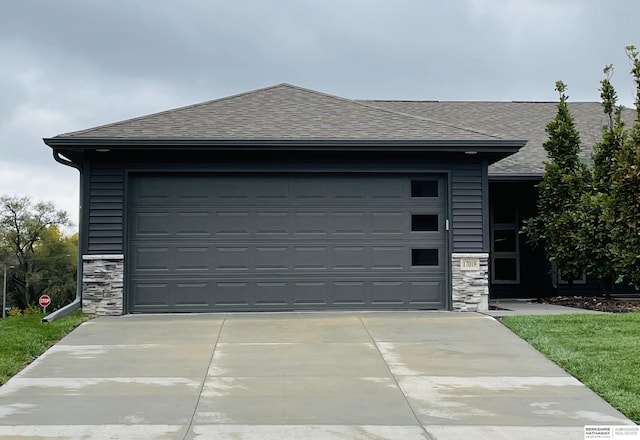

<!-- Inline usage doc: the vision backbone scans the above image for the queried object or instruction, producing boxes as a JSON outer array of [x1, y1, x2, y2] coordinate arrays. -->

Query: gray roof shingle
[[53, 83, 636, 177], [57, 84, 500, 141], [362, 100, 636, 176]]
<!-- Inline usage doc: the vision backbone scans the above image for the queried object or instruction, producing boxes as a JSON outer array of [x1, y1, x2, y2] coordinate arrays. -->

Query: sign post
[[39, 294, 51, 313]]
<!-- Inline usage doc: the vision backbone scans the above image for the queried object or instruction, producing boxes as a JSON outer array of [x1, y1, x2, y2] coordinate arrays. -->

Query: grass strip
[[0, 311, 89, 385], [502, 313, 640, 424]]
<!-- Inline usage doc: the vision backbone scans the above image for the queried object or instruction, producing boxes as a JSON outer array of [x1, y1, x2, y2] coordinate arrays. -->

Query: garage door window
[[411, 180, 438, 198], [412, 249, 439, 266], [411, 214, 439, 232]]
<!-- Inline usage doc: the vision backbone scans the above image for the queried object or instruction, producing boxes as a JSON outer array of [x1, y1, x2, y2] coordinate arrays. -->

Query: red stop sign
[[39, 295, 51, 308]]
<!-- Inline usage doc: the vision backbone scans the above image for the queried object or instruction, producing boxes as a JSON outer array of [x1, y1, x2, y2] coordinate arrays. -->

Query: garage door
[[128, 175, 448, 312]]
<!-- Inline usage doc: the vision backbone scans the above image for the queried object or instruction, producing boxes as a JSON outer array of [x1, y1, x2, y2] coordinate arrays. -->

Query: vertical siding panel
[[87, 165, 125, 253], [451, 162, 486, 252]]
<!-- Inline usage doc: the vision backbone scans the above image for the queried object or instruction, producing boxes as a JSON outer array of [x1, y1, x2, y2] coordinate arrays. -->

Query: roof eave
[[488, 173, 544, 181], [44, 137, 526, 154]]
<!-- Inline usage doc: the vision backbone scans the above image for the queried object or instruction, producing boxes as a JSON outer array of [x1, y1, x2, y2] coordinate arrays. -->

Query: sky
[[2, 0, 639, 230]]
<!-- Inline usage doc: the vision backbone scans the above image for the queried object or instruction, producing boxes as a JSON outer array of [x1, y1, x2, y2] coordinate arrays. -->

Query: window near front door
[[491, 204, 519, 283]]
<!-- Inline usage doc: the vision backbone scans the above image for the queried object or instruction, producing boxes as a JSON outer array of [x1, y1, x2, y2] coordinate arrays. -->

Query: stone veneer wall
[[451, 253, 489, 312], [82, 254, 125, 316]]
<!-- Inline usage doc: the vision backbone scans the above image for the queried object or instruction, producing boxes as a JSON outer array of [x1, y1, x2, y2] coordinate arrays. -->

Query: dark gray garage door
[[128, 175, 448, 312]]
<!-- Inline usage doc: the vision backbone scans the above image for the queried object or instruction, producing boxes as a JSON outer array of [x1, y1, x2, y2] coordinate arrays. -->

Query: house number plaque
[[460, 258, 480, 271]]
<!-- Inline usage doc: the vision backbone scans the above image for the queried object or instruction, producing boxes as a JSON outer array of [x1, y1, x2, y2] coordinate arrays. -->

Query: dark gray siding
[[87, 165, 125, 253], [451, 162, 485, 252]]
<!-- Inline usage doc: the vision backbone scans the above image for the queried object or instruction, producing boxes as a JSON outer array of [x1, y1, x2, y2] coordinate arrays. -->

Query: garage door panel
[[214, 179, 250, 199], [293, 281, 329, 305], [371, 211, 404, 235], [175, 247, 210, 272], [371, 281, 405, 304], [331, 282, 367, 305], [368, 179, 405, 200], [293, 246, 328, 270], [215, 247, 251, 271], [174, 282, 211, 306], [131, 242, 443, 275], [255, 211, 290, 235], [133, 212, 171, 236], [333, 246, 367, 270], [133, 247, 171, 272], [215, 211, 251, 236], [333, 211, 366, 235], [255, 180, 289, 199], [293, 181, 328, 199], [409, 281, 445, 304], [129, 175, 448, 312], [176, 212, 212, 236], [371, 246, 404, 270], [329, 178, 367, 199], [255, 246, 289, 270], [174, 179, 211, 199], [254, 282, 290, 305], [130, 275, 446, 311], [214, 282, 250, 306], [133, 283, 170, 307], [294, 211, 329, 235], [136, 179, 172, 200]]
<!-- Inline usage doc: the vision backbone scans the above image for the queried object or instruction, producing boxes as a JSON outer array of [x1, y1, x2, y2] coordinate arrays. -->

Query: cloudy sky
[[2, 0, 639, 229]]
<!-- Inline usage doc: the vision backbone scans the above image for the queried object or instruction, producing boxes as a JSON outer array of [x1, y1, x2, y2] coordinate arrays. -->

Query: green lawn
[[502, 313, 640, 424], [0, 311, 89, 385]]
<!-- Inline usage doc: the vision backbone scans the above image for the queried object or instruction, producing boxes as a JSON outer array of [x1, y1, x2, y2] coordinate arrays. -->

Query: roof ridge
[[360, 99, 606, 104], [358, 101, 504, 139], [274, 86, 501, 139]]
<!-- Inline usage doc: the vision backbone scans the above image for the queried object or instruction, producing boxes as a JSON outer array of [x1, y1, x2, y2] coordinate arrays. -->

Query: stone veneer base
[[82, 254, 124, 316], [451, 253, 489, 312]]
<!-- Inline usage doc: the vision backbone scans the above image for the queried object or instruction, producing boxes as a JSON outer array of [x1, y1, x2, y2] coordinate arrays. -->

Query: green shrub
[[23, 304, 43, 316]]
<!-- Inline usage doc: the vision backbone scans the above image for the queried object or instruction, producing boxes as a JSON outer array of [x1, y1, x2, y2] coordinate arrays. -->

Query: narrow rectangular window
[[493, 229, 517, 252], [494, 258, 517, 281], [412, 249, 439, 266], [411, 215, 439, 232], [411, 180, 438, 198], [490, 204, 520, 284]]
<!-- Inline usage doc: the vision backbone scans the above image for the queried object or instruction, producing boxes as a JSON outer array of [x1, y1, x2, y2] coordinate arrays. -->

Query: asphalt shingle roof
[[53, 83, 637, 177], [57, 84, 499, 141], [363, 100, 636, 176]]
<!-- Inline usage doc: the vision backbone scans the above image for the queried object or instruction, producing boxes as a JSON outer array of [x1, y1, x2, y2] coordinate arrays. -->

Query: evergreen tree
[[580, 66, 626, 296], [609, 46, 640, 287], [523, 81, 591, 283]]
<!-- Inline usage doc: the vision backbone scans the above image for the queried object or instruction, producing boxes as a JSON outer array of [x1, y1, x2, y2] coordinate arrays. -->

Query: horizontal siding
[[451, 163, 486, 252], [87, 166, 124, 253]]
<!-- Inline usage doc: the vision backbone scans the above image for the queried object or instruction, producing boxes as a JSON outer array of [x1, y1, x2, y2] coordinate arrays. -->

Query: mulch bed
[[541, 296, 640, 313]]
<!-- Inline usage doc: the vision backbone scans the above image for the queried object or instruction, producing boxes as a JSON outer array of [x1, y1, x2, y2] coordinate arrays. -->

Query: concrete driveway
[[0, 312, 633, 439]]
